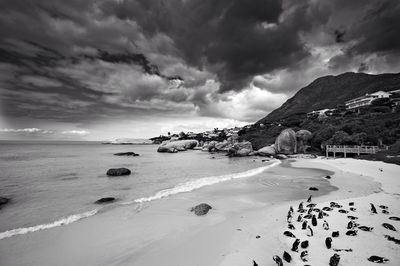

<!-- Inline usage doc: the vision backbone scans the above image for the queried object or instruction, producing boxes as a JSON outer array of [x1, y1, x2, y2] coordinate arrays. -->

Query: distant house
[[307, 109, 333, 118], [345, 91, 391, 110]]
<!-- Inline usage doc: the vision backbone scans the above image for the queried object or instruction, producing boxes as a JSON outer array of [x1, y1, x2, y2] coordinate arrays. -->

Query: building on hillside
[[307, 109, 333, 118], [345, 91, 391, 110]]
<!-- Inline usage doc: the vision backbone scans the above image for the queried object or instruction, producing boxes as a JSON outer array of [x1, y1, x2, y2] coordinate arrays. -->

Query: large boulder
[[257, 144, 276, 156], [227, 141, 253, 157], [296, 130, 313, 153], [275, 128, 297, 155], [215, 140, 230, 151], [106, 168, 131, 176], [157, 139, 198, 153], [191, 203, 212, 216]]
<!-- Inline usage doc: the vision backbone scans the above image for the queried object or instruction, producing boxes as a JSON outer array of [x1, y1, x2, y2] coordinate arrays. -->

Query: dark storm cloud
[[1, 0, 400, 130]]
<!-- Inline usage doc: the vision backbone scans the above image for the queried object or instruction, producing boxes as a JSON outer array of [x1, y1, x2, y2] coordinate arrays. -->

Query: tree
[[326, 131, 351, 145]]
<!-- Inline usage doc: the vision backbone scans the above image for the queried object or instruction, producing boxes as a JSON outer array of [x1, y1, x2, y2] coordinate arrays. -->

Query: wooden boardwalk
[[326, 145, 388, 158]]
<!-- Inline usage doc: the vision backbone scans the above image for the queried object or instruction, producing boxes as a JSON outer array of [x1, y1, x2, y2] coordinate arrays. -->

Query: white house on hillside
[[345, 91, 391, 110]]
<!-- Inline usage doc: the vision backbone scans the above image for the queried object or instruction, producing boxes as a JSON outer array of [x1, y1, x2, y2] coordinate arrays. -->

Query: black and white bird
[[283, 251, 292, 263], [272, 255, 283, 266], [300, 240, 309, 249], [302, 220, 308, 230], [325, 237, 332, 249], [311, 215, 317, 226], [329, 253, 340, 266], [370, 203, 377, 214], [307, 195, 312, 203], [306, 225, 314, 237], [297, 214, 303, 222], [323, 220, 329, 230], [253, 260, 258, 266], [291, 238, 300, 252], [300, 250, 309, 262]]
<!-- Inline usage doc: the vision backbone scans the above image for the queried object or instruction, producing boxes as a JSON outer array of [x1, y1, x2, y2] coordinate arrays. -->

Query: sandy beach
[[0, 157, 399, 266]]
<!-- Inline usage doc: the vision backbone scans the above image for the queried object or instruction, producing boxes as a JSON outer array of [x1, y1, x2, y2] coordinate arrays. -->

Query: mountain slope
[[258, 72, 400, 123]]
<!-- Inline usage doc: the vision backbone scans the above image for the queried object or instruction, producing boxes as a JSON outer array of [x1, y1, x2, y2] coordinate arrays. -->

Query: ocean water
[[0, 141, 278, 238]]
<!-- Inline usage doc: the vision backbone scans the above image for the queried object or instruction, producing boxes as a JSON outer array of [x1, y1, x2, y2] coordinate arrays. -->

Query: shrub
[[326, 131, 351, 145]]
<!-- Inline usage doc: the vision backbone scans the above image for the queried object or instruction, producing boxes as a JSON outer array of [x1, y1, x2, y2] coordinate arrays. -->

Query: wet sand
[[0, 158, 398, 266]]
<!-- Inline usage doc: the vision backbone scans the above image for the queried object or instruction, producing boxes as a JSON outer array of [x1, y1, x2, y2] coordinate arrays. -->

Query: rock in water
[[368, 256, 389, 263], [95, 197, 116, 204], [301, 240, 309, 249], [0, 197, 10, 208], [113, 152, 139, 156], [329, 253, 340, 266], [275, 128, 297, 154], [283, 251, 292, 263], [325, 237, 332, 249], [157, 139, 198, 153], [370, 203, 377, 214], [190, 203, 212, 216], [272, 255, 283, 266], [309, 187, 319, 191], [382, 223, 396, 231], [106, 168, 131, 176], [325, 175, 332, 179]]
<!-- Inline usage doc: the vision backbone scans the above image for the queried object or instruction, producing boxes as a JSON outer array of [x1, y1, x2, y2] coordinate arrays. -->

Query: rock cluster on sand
[[275, 128, 297, 154], [106, 168, 131, 176], [0, 197, 10, 208], [95, 197, 116, 204], [113, 152, 139, 156], [191, 203, 212, 216], [157, 139, 199, 153]]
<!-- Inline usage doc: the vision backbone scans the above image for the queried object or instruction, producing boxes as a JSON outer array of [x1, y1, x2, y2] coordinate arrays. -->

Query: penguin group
[[269, 194, 398, 266]]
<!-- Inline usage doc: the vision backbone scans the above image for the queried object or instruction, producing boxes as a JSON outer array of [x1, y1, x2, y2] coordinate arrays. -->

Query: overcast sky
[[1, 0, 400, 140]]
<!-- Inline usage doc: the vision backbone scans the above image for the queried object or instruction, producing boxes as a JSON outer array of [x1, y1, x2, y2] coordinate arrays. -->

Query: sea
[[0, 140, 280, 239]]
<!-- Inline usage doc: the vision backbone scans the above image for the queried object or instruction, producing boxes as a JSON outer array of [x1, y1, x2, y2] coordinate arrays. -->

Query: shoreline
[[0, 157, 399, 265]]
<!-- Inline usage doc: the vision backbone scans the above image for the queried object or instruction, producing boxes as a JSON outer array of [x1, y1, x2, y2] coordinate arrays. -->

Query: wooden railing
[[326, 145, 388, 158]]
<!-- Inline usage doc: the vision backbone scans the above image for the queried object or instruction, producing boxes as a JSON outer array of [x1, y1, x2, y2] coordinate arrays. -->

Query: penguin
[[311, 215, 317, 226], [253, 260, 258, 266], [283, 251, 292, 263], [318, 211, 324, 219], [306, 203, 316, 208], [300, 250, 308, 262], [346, 230, 358, 236], [272, 255, 283, 266], [325, 237, 332, 249], [382, 209, 389, 214], [283, 231, 296, 238], [287, 211, 293, 223], [288, 223, 295, 230], [367, 256, 389, 263], [382, 223, 396, 231], [304, 214, 313, 219], [329, 253, 340, 266], [289, 206, 294, 213], [370, 203, 377, 214], [349, 202, 354, 206], [291, 238, 300, 252], [297, 214, 303, 222], [302, 220, 308, 230], [298, 202, 304, 210], [307, 207, 313, 214], [350, 207, 356, 212], [358, 226, 373, 231], [347, 221, 354, 229], [307, 195, 312, 203], [306, 225, 313, 237], [332, 231, 339, 237], [300, 240, 309, 249], [323, 220, 329, 230]]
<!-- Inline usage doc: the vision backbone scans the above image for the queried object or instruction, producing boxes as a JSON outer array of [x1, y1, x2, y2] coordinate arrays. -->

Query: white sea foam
[[133, 160, 281, 203], [0, 209, 98, 240]]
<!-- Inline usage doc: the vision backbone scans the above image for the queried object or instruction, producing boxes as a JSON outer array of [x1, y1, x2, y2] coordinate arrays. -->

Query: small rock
[[95, 197, 116, 204], [106, 168, 131, 176], [0, 197, 10, 208], [191, 203, 212, 216], [309, 187, 319, 191], [325, 175, 332, 179], [113, 152, 139, 156]]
